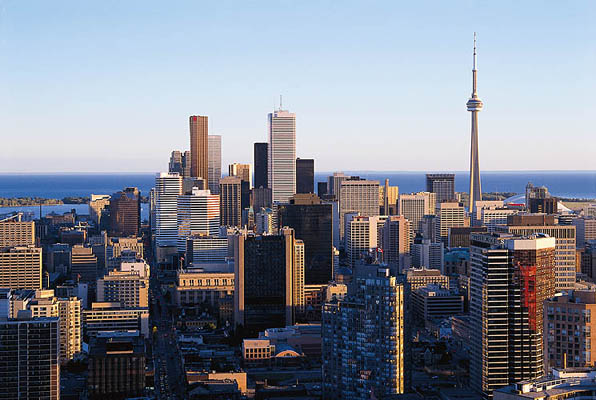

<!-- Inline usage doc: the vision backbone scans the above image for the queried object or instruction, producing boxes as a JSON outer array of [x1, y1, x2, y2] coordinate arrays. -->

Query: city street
[[150, 267, 186, 400]]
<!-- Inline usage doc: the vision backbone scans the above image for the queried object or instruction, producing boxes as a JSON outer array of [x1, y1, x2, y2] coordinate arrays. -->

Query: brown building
[[109, 187, 140, 237], [448, 226, 488, 248], [0, 216, 35, 247], [190, 115, 209, 182], [220, 176, 242, 227], [545, 289, 596, 371], [0, 246, 42, 289], [405, 267, 449, 290], [71, 245, 98, 283], [88, 331, 146, 399]]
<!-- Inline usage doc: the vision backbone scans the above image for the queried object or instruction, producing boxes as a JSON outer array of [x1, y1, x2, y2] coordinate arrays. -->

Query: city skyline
[[0, 2, 594, 173]]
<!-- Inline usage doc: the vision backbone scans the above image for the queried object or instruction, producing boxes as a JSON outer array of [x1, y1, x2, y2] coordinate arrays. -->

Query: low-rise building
[[82, 302, 149, 338], [405, 267, 450, 290], [494, 368, 596, 399], [411, 285, 464, 321]]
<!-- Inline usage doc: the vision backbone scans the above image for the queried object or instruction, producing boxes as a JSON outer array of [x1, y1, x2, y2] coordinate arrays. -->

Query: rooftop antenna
[[279, 94, 283, 110]]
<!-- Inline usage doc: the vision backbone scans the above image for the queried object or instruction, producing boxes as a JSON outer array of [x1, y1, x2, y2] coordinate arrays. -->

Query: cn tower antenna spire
[[467, 32, 483, 213]]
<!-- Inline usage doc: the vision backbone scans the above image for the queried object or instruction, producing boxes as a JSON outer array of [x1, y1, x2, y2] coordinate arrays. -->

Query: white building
[[398, 192, 436, 234], [176, 188, 220, 253], [154, 172, 183, 247], [339, 179, 380, 241], [268, 109, 296, 203]]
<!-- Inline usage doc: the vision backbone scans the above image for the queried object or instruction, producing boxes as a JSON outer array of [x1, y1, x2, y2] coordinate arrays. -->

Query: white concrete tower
[[467, 33, 483, 212]]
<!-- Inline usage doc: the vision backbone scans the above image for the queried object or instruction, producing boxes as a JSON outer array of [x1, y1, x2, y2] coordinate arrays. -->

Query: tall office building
[[0, 314, 60, 400], [71, 245, 98, 282], [233, 228, 302, 333], [380, 179, 399, 215], [176, 188, 220, 253], [436, 202, 469, 245], [169, 150, 183, 175], [109, 187, 140, 237], [382, 215, 412, 273], [470, 233, 556, 398], [545, 289, 596, 371], [574, 217, 596, 247], [28, 290, 82, 363], [154, 172, 183, 247], [208, 135, 222, 194], [498, 215, 576, 290], [339, 178, 380, 241], [0, 246, 42, 289], [0, 215, 35, 247], [327, 172, 349, 199], [426, 173, 455, 203], [254, 142, 268, 189], [190, 115, 209, 182], [220, 176, 242, 227], [398, 192, 436, 234], [322, 267, 408, 399], [89, 195, 110, 227], [345, 215, 388, 267], [296, 158, 314, 194], [411, 239, 444, 271], [277, 194, 333, 284], [268, 109, 296, 203], [229, 163, 252, 189], [467, 34, 483, 211]]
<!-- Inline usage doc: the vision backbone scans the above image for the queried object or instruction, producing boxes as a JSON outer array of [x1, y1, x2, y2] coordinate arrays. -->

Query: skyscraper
[[254, 142, 268, 189], [426, 173, 455, 203], [0, 215, 35, 247], [322, 267, 408, 399], [398, 192, 436, 234], [154, 172, 183, 248], [229, 163, 252, 189], [467, 34, 483, 211], [470, 233, 556, 398], [0, 314, 60, 400], [208, 135, 222, 194], [0, 246, 42, 289], [382, 215, 412, 273], [339, 178, 380, 241], [176, 188, 220, 253], [219, 176, 242, 227], [190, 115, 209, 183], [296, 158, 314, 194], [108, 187, 140, 237], [268, 109, 296, 203], [233, 228, 302, 333], [277, 194, 333, 284]]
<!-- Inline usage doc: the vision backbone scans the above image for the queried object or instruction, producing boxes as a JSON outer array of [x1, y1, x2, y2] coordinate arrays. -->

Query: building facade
[[254, 142, 268, 189], [268, 109, 296, 203], [109, 187, 140, 237], [154, 172, 183, 247], [339, 178, 380, 241], [426, 173, 456, 203], [208, 135, 222, 194], [220, 176, 242, 227], [190, 115, 209, 182], [296, 158, 314, 194], [0, 246, 42, 289], [176, 188, 220, 253]]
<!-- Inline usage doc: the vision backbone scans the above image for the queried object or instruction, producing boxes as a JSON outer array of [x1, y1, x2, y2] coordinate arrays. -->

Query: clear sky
[[0, 1, 594, 173]]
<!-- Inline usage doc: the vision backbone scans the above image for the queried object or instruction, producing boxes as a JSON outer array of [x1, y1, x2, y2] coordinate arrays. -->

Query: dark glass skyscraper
[[277, 193, 333, 284], [109, 187, 140, 237], [254, 142, 268, 189], [425, 173, 455, 203], [296, 158, 314, 194]]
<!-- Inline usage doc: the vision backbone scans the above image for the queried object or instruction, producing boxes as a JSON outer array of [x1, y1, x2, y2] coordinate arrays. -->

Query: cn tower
[[467, 33, 483, 211]]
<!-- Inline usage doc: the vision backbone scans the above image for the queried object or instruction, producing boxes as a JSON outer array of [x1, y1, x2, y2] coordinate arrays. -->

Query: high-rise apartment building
[[28, 290, 81, 363], [0, 246, 42, 289], [190, 115, 209, 182], [176, 188, 220, 253], [339, 178, 380, 241], [71, 245, 98, 282], [0, 216, 35, 247], [277, 194, 333, 284], [426, 173, 456, 203], [208, 135, 222, 194], [254, 142, 268, 189], [573, 217, 596, 248], [220, 176, 242, 227], [233, 228, 302, 333], [0, 314, 60, 400], [322, 267, 408, 399], [544, 289, 596, 371], [268, 109, 296, 203], [436, 202, 469, 245], [154, 172, 183, 247], [109, 187, 140, 237], [398, 192, 436, 234], [296, 158, 314, 194], [498, 214, 576, 290], [470, 233, 556, 398], [382, 215, 411, 273]]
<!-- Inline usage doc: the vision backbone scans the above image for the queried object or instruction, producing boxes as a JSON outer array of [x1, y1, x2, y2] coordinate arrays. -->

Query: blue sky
[[0, 1, 594, 172]]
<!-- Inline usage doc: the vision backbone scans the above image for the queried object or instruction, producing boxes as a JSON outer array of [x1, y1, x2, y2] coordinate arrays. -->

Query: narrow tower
[[467, 33, 483, 211]]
